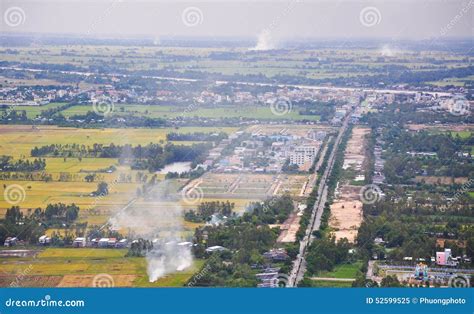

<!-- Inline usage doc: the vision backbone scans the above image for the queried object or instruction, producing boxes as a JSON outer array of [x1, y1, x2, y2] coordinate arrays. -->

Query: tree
[[95, 182, 109, 196], [85, 174, 95, 182], [380, 275, 402, 287]]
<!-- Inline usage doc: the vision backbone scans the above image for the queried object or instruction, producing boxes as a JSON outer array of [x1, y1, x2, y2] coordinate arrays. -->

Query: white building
[[289, 145, 319, 166]]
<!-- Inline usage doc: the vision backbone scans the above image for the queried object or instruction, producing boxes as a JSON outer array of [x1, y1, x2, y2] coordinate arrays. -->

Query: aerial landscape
[[0, 0, 472, 296]]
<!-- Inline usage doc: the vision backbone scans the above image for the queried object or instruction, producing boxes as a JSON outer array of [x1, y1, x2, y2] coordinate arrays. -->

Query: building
[[289, 144, 319, 166], [107, 238, 117, 248], [3, 237, 17, 247], [205, 245, 227, 253], [436, 248, 458, 267], [115, 239, 128, 248], [38, 235, 51, 245], [73, 237, 86, 248], [263, 248, 289, 261], [98, 238, 110, 248], [373, 237, 385, 245], [90, 238, 99, 247]]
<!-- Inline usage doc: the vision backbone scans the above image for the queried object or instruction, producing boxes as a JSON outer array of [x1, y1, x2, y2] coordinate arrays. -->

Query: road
[[288, 111, 353, 287]]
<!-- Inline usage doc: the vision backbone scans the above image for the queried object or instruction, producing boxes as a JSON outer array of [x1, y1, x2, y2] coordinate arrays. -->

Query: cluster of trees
[[32, 142, 163, 158], [0, 109, 28, 123], [281, 158, 300, 173], [126, 238, 153, 257], [129, 143, 211, 172], [91, 182, 109, 197], [193, 224, 277, 258], [43, 203, 80, 225], [184, 201, 234, 223], [1, 206, 45, 245], [0, 156, 46, 172], [0, 203, 81, 245], [0, 171, 52, 182], [362, 104, 473, 181], [363, 102, 473, 131], [381, 128, 473, 183], [242, 195, 294, 225], [384, 129, 463, 158], [357, 203, 474, 263], [189, 224, 279, 287], [39, 102, 77, 119], [184, 193, 301, 286], [297, 100, 337, 121], [352, 273, 402, 288], [68, 111, 167, 127], [166, 132, 227, 142], [165, 167, 206, 180], [31, 142, 211, 172], [304, 236, 351, 274]]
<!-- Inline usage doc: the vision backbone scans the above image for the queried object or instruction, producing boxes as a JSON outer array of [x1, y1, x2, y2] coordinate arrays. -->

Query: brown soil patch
[[414, 176, 469, 185], [0, 275, 63, 287], [58, 274, 136, 287], [329, 199, 363, 243], [276, 211, 301, 243]]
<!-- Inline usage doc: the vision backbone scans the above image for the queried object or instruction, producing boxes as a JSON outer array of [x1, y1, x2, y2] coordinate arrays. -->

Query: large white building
[[289, 144, 319, 166]]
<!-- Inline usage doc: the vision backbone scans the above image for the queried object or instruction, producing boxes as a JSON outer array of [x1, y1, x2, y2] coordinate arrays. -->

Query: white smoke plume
[[379, 44, 400, 57], [108, 180, 193, 282], [251, 29, 277, 51], [146, 241, 193, 282]]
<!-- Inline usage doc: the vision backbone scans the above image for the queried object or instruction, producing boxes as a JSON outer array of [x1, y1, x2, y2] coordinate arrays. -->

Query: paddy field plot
[[6, 102, 67, 119], [0, 248, 203, 287], [0, 180, 137, 215], [0, 125, 238, 157]]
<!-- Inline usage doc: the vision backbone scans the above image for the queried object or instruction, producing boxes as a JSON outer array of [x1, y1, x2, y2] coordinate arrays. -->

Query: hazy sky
[[1, 0, 473, 40]]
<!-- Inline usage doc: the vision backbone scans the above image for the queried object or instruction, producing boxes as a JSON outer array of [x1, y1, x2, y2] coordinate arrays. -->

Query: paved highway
[[288, 110, 353, 287]]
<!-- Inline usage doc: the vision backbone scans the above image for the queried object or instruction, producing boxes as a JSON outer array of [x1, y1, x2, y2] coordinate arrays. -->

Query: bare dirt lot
[[245, 124, 335, 138], [330, 185, 364, 243], [185, 173, 310, 200], [330, 127, 370, 243], [414, 176, 469, 185], [275, 210, 302, 243], [407, 124, 474, 132]]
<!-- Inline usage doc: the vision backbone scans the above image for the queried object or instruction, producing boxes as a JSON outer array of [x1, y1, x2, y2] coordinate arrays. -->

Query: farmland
[[0, 125, 238, 157], [0, 124, 239, 224], [2, 45, 472, 85], [8, 103, 67, 119], [0, 30, 472, 291], [0, 248, 203, 287], [56, 104, 320, 121]]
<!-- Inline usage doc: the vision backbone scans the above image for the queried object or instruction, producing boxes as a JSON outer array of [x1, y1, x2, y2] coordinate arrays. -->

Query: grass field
[[449, 131, 473, 139], [308, 280, 353, 288], [60, 104, 321, 121], [8, 103, 67, 119], [316, 262, 362, 279]]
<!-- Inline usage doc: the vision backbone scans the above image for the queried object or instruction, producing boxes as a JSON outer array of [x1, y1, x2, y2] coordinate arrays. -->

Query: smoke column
[[108, 180, 193, 282], [251, 29, 277, 51]]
